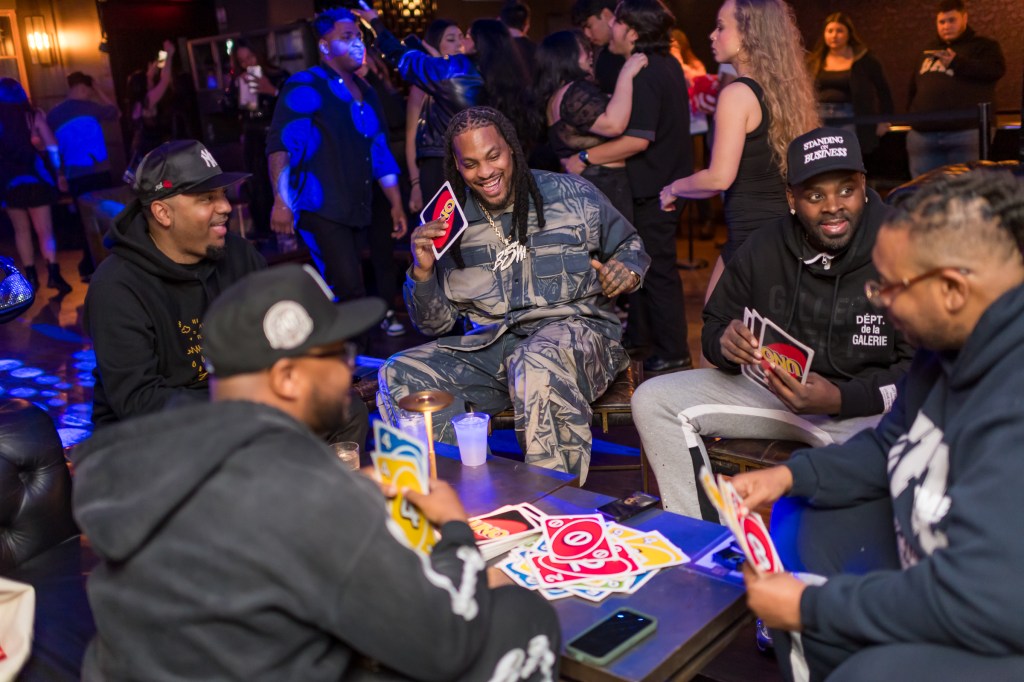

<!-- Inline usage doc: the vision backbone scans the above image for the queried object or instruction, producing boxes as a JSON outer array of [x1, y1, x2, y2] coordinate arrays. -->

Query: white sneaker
[[381, 310, 406, 336]]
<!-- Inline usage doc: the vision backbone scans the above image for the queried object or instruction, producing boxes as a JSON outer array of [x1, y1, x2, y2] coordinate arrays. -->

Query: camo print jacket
[[404, 170, 650, 351]]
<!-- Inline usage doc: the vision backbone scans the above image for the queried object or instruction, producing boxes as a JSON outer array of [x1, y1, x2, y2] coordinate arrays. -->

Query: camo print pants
[[378, 317, 628, 483]]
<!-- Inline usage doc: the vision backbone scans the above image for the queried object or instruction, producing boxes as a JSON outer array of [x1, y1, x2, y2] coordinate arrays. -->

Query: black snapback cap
[[133, 140, 251, 205], [203, 265, 386, 378]]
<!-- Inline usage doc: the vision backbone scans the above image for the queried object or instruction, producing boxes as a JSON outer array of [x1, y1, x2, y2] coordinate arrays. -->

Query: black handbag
[[0, 257, 34, 324]]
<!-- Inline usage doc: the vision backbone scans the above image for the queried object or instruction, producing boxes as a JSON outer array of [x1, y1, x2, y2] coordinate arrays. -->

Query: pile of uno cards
[[699, 467, 783, 575], [481, 508, 690, 602], [370, 421, 435, 555], [420, 181, 469, 260], [741, 307, 815, 390]]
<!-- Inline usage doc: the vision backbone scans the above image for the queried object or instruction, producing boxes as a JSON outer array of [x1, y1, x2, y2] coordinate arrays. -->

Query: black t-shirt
[[622, 53, 693, 199], [594, 47, 624, 95]]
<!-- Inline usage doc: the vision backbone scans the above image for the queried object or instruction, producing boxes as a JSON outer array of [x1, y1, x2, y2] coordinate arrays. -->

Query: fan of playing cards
[[470, 505, 690, 602], [741, 307, 815, 390], [699, 466, 784, 575]]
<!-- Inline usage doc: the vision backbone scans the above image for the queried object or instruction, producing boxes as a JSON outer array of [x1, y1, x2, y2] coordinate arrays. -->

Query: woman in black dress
[[536, 30, 648, 221], [0, 78, 71, 293], [806, 12, 893, 157]]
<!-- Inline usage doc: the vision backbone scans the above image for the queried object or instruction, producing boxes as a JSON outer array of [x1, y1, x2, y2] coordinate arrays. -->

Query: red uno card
[[741, 512, 784, 574], [469, 505, 539, 544], [421, 181, 469, 260], [543, 514, 615, 562], [758, 318, 815, 386]]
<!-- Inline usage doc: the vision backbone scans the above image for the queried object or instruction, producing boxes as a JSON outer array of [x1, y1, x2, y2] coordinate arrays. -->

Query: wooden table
[[434, 443, 578, 517], [532, 487, 752, 682]]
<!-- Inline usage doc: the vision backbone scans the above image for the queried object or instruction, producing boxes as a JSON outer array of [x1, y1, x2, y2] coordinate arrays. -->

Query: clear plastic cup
[[331, 440, 360, 471], [397, 410, 429, 447], [451, 412, 489, 467]]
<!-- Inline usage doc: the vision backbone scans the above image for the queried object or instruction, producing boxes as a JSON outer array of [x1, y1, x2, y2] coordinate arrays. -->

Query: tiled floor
[[0, 209, 781, 681]]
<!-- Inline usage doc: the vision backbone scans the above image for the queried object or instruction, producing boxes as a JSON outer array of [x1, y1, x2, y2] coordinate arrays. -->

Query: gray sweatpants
[[378, 318, 627, 482], [631, 369, 881, 518]]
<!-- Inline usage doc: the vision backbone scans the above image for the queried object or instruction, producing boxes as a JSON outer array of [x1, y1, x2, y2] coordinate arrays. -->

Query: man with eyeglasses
[[73, 264, 562, 681], [633, 128, 913, 520], [734, 169, 1024, 681]]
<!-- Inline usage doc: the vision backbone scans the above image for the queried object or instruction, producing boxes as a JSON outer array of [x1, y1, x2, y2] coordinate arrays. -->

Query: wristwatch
[[578, 150, 591, 167]]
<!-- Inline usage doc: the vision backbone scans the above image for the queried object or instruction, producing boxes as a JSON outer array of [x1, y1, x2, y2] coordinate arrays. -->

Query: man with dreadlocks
[[378, 106, 649, 481]]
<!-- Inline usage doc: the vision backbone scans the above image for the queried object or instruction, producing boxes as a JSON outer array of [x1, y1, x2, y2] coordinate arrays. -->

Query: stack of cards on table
[[370, 421, 436, 556], [699, 466, 783, 575], [741, 307, 815, 390], [483, 508, 690, 602], [469, 503, 546, 561]]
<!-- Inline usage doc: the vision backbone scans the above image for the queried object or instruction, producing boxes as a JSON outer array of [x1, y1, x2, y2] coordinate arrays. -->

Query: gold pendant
[[493, 243, 526, 271]]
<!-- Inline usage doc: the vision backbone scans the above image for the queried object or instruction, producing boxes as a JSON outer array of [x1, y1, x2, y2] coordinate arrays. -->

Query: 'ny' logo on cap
[[200, 149, 218, 168]]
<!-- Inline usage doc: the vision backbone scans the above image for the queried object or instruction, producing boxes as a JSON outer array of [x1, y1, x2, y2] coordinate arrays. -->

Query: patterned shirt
[[405, 170, 650, 350]]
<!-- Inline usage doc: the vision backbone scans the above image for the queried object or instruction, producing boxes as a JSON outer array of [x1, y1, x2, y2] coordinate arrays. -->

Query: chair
[[0, 399, 79, 573], [488, 359, 650, 491], [704, 437, 804, 476]]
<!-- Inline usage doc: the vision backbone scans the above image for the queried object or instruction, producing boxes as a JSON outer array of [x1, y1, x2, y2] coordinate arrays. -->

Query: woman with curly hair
[[660, 0, 819, 295], [806, 12, 893, 156]]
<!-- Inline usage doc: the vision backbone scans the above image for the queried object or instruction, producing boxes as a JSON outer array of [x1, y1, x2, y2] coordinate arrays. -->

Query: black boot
[[47, 262, 72, 295], [24, 265, 39, 291]]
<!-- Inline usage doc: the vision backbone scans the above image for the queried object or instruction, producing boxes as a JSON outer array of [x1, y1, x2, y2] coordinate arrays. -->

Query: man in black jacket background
[[906, 0, 1005, 177], [632, 128, 914, 519]]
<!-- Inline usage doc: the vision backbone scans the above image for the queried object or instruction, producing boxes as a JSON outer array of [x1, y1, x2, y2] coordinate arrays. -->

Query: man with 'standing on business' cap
[[633, 127, 914, 520], [73, 263, 563, 681]]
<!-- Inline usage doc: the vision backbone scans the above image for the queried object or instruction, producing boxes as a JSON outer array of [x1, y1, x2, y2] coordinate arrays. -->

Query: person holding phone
[[125, 39, 177, 176], [906, 0, 1005, 178], [225, 40, 289, 239]]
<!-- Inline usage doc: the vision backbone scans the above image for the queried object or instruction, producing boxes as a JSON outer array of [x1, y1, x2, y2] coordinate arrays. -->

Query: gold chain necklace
[[480, 207, 526, 271]]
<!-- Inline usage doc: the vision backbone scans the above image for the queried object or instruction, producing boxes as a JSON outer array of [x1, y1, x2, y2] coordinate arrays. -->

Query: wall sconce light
[[25, 16, 55, 66]]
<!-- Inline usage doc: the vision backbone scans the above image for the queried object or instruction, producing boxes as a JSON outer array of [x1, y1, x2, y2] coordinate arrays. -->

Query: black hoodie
[[908, 26, 1006, 132], [73, 401, 502, 681], [84, 203, 265, 426], [703, 188, 914, 419]]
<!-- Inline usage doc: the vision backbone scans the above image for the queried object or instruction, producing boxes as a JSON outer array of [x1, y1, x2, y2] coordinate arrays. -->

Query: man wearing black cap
[[85, 140, 264, 427], [74, 264, 561, 681], [632, 128, 914, 520]]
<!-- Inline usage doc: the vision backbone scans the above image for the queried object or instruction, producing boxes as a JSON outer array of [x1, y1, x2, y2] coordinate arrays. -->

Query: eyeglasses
[[303, 341, 359, 369], [864, 267, 971, 309]]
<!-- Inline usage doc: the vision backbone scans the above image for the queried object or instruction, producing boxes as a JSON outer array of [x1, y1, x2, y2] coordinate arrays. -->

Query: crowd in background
[[0, 0, 1009, 319]]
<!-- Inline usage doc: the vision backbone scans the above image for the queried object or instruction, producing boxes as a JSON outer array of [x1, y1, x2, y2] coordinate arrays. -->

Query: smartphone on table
[[596, 491, 659, 523], [565, 608, 658, 666]]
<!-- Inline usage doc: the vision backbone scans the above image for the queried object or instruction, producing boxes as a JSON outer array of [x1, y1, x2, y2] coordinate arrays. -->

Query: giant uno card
[[758, 318, 815, 386], [420, 181, 469, 260], [372, 421, 435, 555]]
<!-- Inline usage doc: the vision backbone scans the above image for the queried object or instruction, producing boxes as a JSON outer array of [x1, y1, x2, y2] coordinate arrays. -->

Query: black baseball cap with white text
[[787, 128, 866, 187], [203, 265, 386, 378], [132, 140, 250, 206]]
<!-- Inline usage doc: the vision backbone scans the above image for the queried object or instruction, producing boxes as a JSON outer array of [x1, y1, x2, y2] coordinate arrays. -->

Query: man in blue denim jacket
[[379, 107, 649, 481]]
